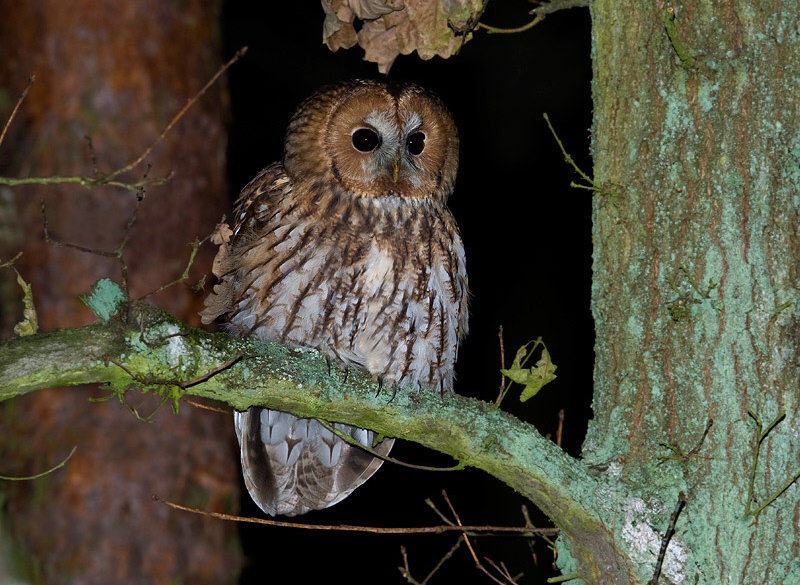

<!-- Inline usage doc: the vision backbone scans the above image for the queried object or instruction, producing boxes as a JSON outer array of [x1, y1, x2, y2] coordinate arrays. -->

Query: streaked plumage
[[202, 80, 468, 516]]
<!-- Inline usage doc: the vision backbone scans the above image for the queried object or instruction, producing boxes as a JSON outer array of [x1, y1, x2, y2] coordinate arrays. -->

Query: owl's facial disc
[[285, 80, 458, 201]]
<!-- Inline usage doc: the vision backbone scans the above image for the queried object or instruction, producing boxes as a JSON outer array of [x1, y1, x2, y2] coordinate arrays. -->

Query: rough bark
[[0, 1, 240, 583], [584, 1, 800, 583]]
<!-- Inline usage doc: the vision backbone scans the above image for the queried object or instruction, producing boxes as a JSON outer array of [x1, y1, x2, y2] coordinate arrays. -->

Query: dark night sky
[[221, 2, 594, 582]]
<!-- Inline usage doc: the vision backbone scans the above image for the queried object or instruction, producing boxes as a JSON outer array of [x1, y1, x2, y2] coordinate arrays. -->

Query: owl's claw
[[343, 367, 349, 384], [375, 377, 384, 397], [324, 355, 332, 376]]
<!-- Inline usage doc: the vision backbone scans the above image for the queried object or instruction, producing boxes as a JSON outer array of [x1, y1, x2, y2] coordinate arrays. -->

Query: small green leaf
[[13, 269, 38, 336], [510, 345, 528, 369], [500, 342, 557, 402]]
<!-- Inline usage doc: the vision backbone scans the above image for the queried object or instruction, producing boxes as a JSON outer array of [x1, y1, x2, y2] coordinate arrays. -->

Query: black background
[[221, 1, 593, 582]]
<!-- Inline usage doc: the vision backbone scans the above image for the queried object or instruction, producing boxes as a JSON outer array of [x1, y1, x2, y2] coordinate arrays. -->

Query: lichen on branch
[[0, 279, 647, 582]]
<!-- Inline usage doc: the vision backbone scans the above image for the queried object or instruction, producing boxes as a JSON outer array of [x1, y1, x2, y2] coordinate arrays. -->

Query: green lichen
[[81, 279, 127, 322]]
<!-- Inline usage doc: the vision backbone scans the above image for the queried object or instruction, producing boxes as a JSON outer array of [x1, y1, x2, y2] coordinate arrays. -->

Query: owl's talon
[[375, 377, 384, 397], [388, 386, 398, 403], [324, 355, 332, 376], [343, 367, 349, 384]]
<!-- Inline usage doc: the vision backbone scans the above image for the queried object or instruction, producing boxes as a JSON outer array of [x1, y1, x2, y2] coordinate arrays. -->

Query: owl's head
[[284, 80, 459, 202]]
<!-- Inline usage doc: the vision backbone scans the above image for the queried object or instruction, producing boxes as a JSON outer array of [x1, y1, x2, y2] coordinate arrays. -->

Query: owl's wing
[[235, 407, 394, 516], [200, 162, 289, 325]]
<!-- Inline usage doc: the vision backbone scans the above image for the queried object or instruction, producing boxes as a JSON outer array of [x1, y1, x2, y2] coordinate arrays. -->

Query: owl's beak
[[392, 154, 401, 182]]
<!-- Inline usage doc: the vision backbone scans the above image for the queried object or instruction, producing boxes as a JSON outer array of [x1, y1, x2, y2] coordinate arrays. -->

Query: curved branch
[[0, 279, 636, 582]]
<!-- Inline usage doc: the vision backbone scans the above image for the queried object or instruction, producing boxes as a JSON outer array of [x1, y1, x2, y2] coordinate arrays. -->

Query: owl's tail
[[234, 407, 394, 516]]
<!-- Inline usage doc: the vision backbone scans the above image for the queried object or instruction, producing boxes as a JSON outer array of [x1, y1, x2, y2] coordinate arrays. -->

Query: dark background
[[221, 1, 593, 582]]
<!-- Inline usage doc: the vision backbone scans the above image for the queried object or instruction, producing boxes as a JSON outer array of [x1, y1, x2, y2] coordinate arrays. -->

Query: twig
[[186, 399, 231, 415], [750, 468, 800, 518], [141, 235, 209, 299], [496, 324, 506, 403], [477, 16, 543, 34], [178, 352, 243, 390], [484, 557, 522, 584], [0, 446, 76, 481], [556, 409, 565, 448], [0, 75, 35, 149], [154, 495, 559, 536], [42, 201, 116, 259], [543, 112, 594, 187], [647, 491, 687, 585], [425, 498, 456, 526], [41, 176, 144, 295], [476, 0, 589, 34], [0, 168, 172, 193], [543, 113, 624, 199], [316, 418, 465, 472], [0, 252, 23, 269], [399, 537, 465, 585], [0, 47, 247, 193], [104, 47, 248, 183], [442, 491, 512, 585], [745, 410, 788, 516], [686, 417, 713, 458], [107, 351, 243, 391]]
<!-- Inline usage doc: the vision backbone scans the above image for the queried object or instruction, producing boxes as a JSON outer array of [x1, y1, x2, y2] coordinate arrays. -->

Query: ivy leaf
[[13, 269, 38, 337], [500, 341, 557, 402]]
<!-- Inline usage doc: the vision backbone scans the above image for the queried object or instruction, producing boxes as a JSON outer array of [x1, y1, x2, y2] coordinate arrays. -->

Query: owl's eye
[[406, 131, 426, 156], [351, 128, 381, 153]]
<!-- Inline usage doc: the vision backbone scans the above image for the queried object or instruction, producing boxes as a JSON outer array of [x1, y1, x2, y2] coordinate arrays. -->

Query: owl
[[201, 80, 468, 516]]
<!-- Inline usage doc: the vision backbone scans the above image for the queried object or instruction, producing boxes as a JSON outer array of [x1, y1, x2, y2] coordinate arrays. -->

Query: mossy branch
[[0, 279, 640, 582]]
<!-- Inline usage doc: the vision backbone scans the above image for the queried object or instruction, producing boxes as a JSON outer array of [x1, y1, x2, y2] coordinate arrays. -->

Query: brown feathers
[[204, 80, 467, 516]]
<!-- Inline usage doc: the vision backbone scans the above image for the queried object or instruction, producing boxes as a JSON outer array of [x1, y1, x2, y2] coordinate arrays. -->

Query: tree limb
[[0, 278, 638, 582]]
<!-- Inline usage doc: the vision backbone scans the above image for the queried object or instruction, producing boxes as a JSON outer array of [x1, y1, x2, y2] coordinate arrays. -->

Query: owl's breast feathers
[[202, 161, 468, 392]]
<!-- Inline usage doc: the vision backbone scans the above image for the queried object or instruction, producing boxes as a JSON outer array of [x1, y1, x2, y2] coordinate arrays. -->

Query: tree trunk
[[0, 1, 240, 583], [584, 1, 800, 582]]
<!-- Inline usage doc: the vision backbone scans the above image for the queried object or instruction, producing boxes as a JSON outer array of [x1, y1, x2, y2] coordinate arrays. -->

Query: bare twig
[[496, 324, 506, 402], [485, 557, 522, 584], [0, 252, 23, 269], [556, 408, 565, 448], [141, 234, 210, 299], [154, 495, 559, 536], [186, 399, 231, 415], [107, 351, 243, 391], [178, 352, 243, 389], [42, 200, 116, 259], [0, 47, 247, 193], [425, 498, 456, 526], [477, 16, 543, 34], [105, 47, 248, 183], [399, 537, 465, 585], [0, 446, 76, 481], [41, 170, 144, 295], [647, 491, 687, 585], [476, 0, 589, 34], [442, 491, 514, 585], [0, 75, 35, 149], [745, 410, 787, 516]]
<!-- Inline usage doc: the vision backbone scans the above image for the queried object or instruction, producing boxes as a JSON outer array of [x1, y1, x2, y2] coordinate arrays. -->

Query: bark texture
[[0, 1, 240, 583], [585, 1, 800, 583]]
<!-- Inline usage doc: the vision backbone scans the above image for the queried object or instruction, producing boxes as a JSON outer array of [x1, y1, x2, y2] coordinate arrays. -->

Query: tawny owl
[[201, 80, 468, 516]]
